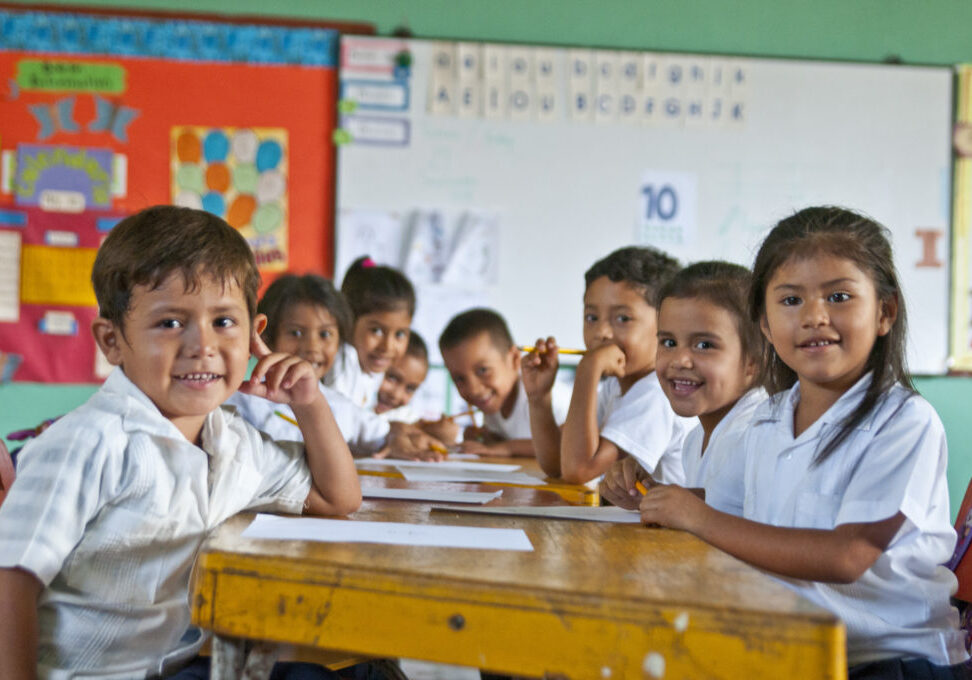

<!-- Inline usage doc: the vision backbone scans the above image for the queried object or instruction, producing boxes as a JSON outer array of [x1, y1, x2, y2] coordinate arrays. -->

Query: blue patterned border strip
[[0, 9, 338, 66]]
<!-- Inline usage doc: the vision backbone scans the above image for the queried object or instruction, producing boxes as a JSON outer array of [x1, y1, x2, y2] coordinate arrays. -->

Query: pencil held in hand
[[635, 480, 649, 496], [274, 410, 298, 426], [518, 345, 586, 355], [446, 408, 477, 421]]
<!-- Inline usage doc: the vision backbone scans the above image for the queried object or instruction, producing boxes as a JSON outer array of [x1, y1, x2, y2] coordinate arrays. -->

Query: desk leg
[[211, 635, 244, 679], [241, 642, 278, 680]]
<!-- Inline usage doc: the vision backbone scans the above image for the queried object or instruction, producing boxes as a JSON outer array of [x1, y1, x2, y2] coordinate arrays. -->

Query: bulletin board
[[0, 7, 367, 383], [334, 37, 953, 375]]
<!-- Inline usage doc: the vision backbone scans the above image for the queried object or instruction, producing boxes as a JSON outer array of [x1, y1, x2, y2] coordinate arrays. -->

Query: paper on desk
[[242, 513, 533, 551], [362, 487, 503, 504], [355, 457, 521, 472], [399, 467, 545, 485], [430, 504, 642, 524]]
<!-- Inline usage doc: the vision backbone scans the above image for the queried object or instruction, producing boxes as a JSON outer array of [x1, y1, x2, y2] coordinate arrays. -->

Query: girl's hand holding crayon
[[418, 416, 460, 446], [521, 337, 560, 401], [386, 422, 447, 462], [599, 456, 655, 510], [639, 484, 708, 532]]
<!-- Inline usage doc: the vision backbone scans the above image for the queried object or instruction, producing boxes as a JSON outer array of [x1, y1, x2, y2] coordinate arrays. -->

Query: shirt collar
[[754, 372, 876, 433]]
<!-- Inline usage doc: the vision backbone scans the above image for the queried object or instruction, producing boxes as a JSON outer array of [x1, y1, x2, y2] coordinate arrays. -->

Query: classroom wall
[[3, 0, 971, 517]]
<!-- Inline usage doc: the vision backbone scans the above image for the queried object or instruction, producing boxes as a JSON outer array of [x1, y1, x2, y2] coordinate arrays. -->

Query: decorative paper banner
[[171, 125, 289, 272], [13, 144, 113, 211]]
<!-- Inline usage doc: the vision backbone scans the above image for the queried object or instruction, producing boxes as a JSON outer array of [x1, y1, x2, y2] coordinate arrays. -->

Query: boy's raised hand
[[584, 343, 626, 379], [599, 456, 654, 510], [239, 329, 320, 406], [521, 336, 559, 400]]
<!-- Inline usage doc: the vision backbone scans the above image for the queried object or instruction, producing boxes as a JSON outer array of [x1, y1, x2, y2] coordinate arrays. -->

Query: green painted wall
[[2, 0, 971, 516]]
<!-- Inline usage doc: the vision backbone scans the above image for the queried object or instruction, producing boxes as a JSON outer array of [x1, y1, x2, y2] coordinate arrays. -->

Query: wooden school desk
[[355, 455, 600, 506], [191, 487, 846, 680]]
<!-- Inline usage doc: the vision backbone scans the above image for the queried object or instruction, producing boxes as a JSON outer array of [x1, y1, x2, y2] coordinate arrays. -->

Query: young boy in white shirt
[[0, 206, 360, 679], [525, 246, 690, 484], [440, 308, 570, 457]]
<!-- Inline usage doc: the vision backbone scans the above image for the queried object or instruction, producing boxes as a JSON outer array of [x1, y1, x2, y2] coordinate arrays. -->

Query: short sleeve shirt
[[0, 368, 312, 678], [596, 372, 693, 484], [742, 374, 967, 666], [323, 343, 382, 409], [483, 379, 571, 440]]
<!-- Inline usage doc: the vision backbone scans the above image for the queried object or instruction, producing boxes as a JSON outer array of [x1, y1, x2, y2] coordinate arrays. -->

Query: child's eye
[[320, 330, 332, 339], [659, 338, 676, 348], [159, 318, 182, 329], [694, 340, 714, 350], [781, 295, 801, 306], [615, 314, 632, 323], [370, 327, 384, 337], [214, 317, 236, 329], [395, 330, 408, 339], [475, 367, 490, 377], [288, 328, 303, 338], [828, 292, 851, 303], [584, 313, 597, 323]]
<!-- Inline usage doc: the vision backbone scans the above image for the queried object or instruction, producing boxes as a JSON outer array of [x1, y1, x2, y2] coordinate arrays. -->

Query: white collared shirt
[[743, 374, 967, 666], [681, 387, 766, 515], [226, 382, 390, 455], [483, 379, 571, 441], [596, 372, 694, 484], [324, 343, 382, 409], [0, 368, 311, 679]]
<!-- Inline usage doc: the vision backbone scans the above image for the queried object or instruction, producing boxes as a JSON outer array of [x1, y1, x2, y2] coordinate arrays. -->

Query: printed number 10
[[642, 184, 678, 221]]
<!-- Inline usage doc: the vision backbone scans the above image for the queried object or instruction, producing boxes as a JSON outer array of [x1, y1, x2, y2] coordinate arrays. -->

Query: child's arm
[[0, 567, 41, 678], [560, 345, 626, 484], [522, 337, 563, 475], [639, 485, 904, 583], [242, 334, 361, 516], [417, 417, 460, 446], [460, 437, 536, 457]]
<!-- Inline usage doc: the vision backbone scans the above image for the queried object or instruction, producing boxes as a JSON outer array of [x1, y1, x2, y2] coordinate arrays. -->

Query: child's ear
[[91, 317, 124, 366], [877, 294, 898, 337], [758, 314, 773, 345], [253, 313, 268, 338], [509, 345, 521, 371]]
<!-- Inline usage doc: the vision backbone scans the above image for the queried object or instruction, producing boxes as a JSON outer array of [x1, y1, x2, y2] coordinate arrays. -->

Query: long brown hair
[[749, 206, 913, 464]]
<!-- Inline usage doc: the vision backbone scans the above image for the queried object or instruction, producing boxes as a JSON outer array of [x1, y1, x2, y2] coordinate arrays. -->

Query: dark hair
[[258, 274, 352, 348], [584, 246, 680, 305], [657, 260, 763, 367], [92, 205, 260, 327], [439, 308, 514, 353], [404, 330, 429, 364], [341, 255, 416, 320], [749, 206, 912, 464]]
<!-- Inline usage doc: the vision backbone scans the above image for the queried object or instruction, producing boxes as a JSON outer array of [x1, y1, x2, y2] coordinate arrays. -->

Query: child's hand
[[521, 336, 560, 401], [639, 484, 707, 532], [599, 456, 654, 510], [239, 330, 320, 406], [418, 416, 460, 444], [387, 423, 447, 461], [582, 344, 626, 379], [458, 439, 511, 457], [463, 425, 501, 444]]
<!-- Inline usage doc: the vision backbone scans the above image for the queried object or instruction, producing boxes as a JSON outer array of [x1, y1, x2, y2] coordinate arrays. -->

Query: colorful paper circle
[[176, 131, 201, 163], [173, 190, 202, 210], [253, 202, 282, 233], [203, 130, 230, 162], [227, 194, 257, 229], [231, 129, 258, 163], [205, 163, 231, 192], [256, 170, 286, 203], [175, 163, 205, 193], [201, 191, 225, 216], [255, 139, 282, 172], [233, 163, 259, 193]]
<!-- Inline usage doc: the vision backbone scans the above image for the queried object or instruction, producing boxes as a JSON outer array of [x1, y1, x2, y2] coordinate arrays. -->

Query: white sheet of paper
[[241, 513, 533, 551], [362, 487, 503, 504], [355, 458, 521, 472], [430, 504, 642, 524], [399, 467, 544, 485]]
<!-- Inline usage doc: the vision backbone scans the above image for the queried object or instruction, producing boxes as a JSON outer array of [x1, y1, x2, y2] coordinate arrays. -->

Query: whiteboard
[[335, 37, 952, 374]]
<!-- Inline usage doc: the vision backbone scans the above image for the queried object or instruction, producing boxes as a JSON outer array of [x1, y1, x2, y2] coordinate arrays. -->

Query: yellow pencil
[[446, 408, 477, 421], [274, 410, 299, 426], [635, 480, 649, 496], [430, 442, 449, 455], [518, 345, 586, 355]]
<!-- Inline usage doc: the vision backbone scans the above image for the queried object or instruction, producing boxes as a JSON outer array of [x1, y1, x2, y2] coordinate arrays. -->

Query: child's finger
[[250, 326, 273, 359]]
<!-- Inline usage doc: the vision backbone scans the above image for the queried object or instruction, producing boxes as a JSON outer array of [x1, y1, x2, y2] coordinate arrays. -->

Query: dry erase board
[[334, 37, 952, 374]]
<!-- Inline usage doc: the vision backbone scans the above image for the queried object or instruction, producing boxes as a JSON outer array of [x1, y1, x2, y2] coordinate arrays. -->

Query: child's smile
[[94, 271, 253, 442]]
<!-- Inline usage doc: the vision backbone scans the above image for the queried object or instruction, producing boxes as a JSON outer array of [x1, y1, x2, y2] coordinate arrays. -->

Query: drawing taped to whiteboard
[[402, 210, 450, 285], [441, 211, 499, 287]]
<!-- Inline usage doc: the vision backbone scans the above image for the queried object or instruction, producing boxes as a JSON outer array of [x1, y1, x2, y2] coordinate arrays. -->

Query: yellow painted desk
[[355, 455, 600, 506], [191, 493, 846, 679]]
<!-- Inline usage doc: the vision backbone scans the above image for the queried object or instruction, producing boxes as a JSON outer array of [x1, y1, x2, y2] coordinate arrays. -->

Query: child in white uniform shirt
[[639, 207, 970, 678], [440, 308, 571, 457], [0, 206, 361, 679], [600, 261, 765, 516], [526, 246, 689, 484], [325, 256, 414, 409], [228, 274, 446, 460]]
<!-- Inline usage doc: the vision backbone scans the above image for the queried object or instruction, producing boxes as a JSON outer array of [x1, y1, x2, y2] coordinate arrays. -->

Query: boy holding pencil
[[439, 308, 571, 457]]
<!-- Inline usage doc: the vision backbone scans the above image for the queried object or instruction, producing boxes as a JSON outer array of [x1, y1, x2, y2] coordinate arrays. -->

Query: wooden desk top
[[192, 496, 846, 679]]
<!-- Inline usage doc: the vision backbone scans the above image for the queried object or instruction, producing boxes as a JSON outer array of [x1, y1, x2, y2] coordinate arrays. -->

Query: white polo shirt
[[324, 342, 382, 409], [0, 368, 311, 679], [596, 372, 693, 484], [681, 387, 766, 516], [483, 379, 571, 441], [226, 382, 390, 455], [743, 374, 967, 666]]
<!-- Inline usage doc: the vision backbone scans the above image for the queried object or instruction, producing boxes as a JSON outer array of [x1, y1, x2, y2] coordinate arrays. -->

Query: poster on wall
[[0, 7, 356, 383]]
